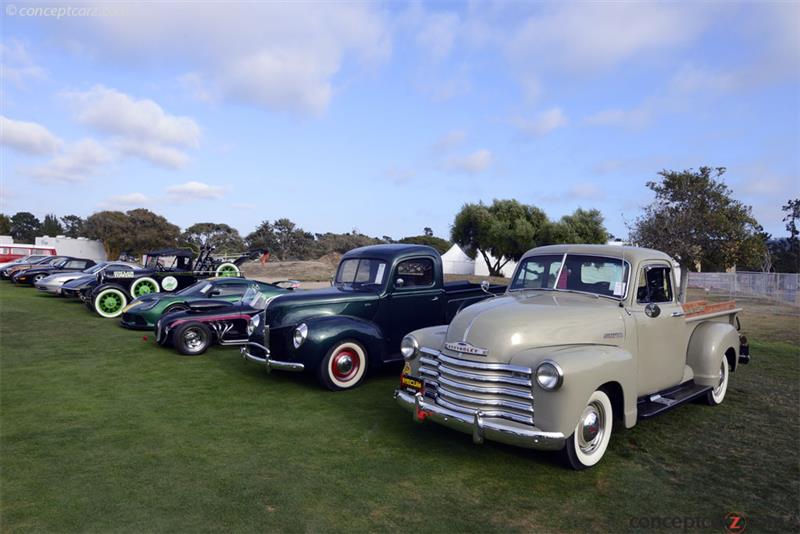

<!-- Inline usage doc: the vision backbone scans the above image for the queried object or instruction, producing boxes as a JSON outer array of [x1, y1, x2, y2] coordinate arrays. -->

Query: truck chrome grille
[[419, 348, 534, 425]]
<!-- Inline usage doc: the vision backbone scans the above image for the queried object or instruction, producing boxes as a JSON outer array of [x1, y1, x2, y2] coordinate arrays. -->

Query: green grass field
[[1, 283, 798, 532]]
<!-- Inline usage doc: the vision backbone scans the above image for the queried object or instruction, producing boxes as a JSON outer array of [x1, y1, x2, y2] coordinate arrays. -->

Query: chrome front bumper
[[240, 342, 305, 372], [394, 389, 566, 451]]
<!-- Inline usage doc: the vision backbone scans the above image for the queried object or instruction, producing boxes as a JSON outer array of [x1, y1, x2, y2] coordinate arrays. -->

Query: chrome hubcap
[[336, 355, 353, 374], [713, 362, 726, 395], [184, 329, 204, 350], [578, 402, 605, 454]]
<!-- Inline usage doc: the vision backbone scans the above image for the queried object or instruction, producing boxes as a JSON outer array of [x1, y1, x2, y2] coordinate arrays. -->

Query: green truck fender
[[510, 345, 638, 437], [298, 315, 388, 370]]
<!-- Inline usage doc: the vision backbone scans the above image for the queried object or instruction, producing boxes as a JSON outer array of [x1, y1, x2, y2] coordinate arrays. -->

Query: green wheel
[[94, 288, 128, 318], [131, 277, 159, 297], [215, 263, 239, 277]]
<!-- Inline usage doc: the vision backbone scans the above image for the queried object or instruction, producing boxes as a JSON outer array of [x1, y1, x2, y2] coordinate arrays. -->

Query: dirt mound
[[317, 252, 343, 267], [241, 259, 335, 281]]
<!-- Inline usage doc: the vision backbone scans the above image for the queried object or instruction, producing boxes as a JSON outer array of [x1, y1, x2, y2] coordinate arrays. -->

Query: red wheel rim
[[330, 348, 360, 382]]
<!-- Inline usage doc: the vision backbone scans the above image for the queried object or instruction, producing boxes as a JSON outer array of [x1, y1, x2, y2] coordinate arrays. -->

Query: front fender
[[687, 322, 739, 385], [511, 345, 637, 436], [297, 315, 387, 369], [404, 325, 448, 375]]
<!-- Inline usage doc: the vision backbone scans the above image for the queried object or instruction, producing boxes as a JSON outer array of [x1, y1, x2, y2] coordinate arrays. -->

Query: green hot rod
[[241, 244, 506, 390]]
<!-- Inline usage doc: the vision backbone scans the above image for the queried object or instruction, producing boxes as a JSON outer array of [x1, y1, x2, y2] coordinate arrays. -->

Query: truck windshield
[[335, 258, 387, 291], [510, 254, 629, 299]]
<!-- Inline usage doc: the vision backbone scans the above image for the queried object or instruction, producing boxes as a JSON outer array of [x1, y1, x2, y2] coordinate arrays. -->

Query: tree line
[[1, 167, 796, 278]]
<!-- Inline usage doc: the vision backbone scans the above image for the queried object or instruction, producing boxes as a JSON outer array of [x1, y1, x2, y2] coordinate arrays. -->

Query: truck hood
[[443, 290, 626, 365], [265, 287, 379, 328]]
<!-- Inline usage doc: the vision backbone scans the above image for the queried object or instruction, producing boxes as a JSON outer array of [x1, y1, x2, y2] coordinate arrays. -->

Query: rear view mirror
[[645, 303, 661, 318]]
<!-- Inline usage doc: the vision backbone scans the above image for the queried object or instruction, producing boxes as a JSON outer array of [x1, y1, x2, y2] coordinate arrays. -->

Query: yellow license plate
[[401, 375, 422, 390]]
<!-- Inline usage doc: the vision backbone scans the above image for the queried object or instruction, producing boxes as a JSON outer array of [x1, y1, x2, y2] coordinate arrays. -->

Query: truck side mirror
[[395, 277, 405, 288], [645, 303, 661, 318], [480, 280, 495, 297]]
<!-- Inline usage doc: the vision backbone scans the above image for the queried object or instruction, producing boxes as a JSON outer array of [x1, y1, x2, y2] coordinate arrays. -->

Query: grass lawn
[[1, 282, 798, 532]]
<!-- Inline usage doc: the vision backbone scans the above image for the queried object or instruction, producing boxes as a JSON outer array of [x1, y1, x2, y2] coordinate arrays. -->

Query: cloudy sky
[[1, 1, 798, 240]]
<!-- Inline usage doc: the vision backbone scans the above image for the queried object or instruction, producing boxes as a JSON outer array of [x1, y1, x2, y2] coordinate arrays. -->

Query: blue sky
[[1, 1, 798, 241]]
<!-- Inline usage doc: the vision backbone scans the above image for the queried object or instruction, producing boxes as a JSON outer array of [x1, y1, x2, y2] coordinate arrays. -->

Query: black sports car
[[12, 257, 96, 286], [2, 256, 68, 280]]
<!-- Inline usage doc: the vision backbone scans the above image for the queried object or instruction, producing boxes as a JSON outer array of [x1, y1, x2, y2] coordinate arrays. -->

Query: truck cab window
[[637, 266, 673, 303], [395, 258, 434, 288]]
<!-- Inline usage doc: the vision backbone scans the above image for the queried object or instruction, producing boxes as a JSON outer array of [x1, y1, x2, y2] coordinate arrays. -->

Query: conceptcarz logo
[[444, 341, 488, 356]]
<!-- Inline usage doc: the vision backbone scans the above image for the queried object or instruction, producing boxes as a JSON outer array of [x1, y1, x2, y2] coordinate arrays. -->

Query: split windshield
[[335, 258, 387, 291], [510, 254, 629, 299]]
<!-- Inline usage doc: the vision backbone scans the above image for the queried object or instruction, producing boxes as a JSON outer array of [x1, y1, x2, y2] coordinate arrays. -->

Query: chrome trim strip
[[437, 385, 534, 413], [395, 390, 564, 451], [434, 396, 533, 425], [436, 364, 532, 387], [240, 342, 304, 372], [436, 375, 533, 401], [421, 347, 531, 374]]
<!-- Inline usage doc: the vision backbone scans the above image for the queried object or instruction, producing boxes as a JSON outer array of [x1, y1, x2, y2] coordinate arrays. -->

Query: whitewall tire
[[706, 357, 729, 406], [563, 389, 613, 470], [318, 341, 368, 391], [94, 288, 128, 318], [131, 277, 160, 298]]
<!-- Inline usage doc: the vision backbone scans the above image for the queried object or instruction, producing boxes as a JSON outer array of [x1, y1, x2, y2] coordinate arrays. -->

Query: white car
[[35, 261, 139, 295]]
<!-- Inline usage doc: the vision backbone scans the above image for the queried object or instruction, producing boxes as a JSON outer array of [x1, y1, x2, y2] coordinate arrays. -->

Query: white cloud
[[669, 65, 739, 93], [166, 181, 226, 201], [103, 193, 153, 208], [445, 149, 493, 174], [509, 3, 710, 72], [416, 12, 460, 61], [53, 3, 390, 115], [432, 129, 467, 153], [0, 116, 62, 155], [585, 106, 651, 129], [65, 85, 200, 148], [0, 40, 46, 88], [63, 85, 200, 169], [513, 108, 568, 137], [566, 183, 606, 201], [111, 140, 190, 169], [19, 139, 115, 183]]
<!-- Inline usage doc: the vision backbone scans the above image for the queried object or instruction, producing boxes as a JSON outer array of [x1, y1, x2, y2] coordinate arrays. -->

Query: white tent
[[474, 251, 517, 278], [441, 244, 475, 275]]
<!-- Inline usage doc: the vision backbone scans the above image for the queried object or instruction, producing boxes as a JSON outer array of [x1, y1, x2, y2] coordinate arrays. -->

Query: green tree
[[125, 209, 180, 256], [83, 211, 130, 260], [181, 223, 245, 254], [60, 215, 85, 238], [629, 167, 766, 300], [246, 219, 319, 260], [313, 232, 382, 257], [423, 227, 433, 237], [398, 235, 452, 254], [451, 199, 548, 276], [10, 212, 41, 243], [41, 214, 64, 236], [549, 208, 609, 244], [0, 213, 11, 235]]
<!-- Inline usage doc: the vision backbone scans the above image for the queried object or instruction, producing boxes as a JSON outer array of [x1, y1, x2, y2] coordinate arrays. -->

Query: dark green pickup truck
[[241, 244, 506, 390]]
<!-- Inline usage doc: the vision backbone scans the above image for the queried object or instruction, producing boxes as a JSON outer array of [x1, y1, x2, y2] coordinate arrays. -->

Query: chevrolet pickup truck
[[395, 244, 750, 469], [241, 244, 506, 390]]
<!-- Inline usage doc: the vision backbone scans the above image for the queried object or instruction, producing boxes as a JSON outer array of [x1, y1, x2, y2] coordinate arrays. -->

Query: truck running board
[[637, 381, 711, 420]]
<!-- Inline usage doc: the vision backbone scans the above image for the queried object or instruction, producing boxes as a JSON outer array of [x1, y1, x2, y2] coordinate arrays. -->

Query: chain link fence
[[688, 271, 800, 307]]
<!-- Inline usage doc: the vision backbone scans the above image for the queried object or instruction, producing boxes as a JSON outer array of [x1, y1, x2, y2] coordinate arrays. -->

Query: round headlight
[[535, 361, 563, 390], [293, 323, 308, 349], [247, 314, 261, 336], [400, 335, 419, 360]]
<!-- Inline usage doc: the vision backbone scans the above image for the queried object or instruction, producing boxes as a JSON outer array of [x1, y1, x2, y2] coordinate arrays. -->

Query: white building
[[35, 236, 107, 262], [441, 244, 475, 275], [474, 251, 517, 278]]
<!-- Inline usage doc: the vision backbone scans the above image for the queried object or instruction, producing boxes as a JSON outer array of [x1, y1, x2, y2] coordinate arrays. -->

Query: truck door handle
[[431, 296, 439, 301], [671, 311, 684, 317]]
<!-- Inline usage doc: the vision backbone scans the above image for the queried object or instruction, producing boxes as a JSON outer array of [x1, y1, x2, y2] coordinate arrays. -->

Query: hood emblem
[[445, 341, 488, 356]]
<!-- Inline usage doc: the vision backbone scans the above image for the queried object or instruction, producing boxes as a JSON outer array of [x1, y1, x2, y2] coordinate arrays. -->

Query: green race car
[[120, 277, 295, 330]]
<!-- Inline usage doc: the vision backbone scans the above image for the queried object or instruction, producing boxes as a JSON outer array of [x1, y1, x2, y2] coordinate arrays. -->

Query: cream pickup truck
[[394, 244, 750, 469]]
